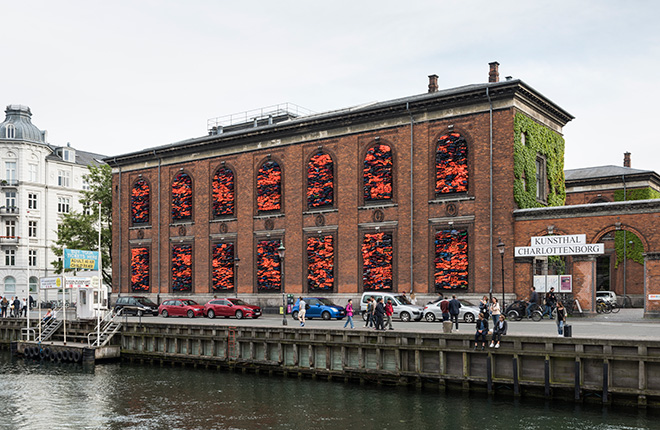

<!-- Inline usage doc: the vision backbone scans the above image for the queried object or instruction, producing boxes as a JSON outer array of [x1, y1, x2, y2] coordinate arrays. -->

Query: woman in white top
[[489, 297, 501, 327]]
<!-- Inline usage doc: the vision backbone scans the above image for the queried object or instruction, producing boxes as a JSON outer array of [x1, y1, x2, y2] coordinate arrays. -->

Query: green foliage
[[513, 113, 566, 208], [547, 255, 566, 275], [51, 164, 113, 286], [613, 187, 660, 201], [614, 231, 644, 267]]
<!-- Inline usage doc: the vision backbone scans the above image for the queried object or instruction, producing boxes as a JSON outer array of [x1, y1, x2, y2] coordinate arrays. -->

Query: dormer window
[[5, 124, 15, 139], [62, 148, 75, 162]]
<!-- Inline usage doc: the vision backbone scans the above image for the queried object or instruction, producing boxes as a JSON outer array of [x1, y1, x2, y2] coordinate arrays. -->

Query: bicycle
[[596, 298, 611, 314], [504, 300, 543, 322]]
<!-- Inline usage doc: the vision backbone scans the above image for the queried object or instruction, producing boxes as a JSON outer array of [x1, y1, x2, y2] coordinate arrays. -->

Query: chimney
[[624, 152, 631, 168], [428, 74, 438, 93], [488, 61, 500, 83]]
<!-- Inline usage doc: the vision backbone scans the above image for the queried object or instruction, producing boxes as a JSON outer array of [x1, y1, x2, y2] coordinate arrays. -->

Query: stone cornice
[[513, 199, 660, 221]]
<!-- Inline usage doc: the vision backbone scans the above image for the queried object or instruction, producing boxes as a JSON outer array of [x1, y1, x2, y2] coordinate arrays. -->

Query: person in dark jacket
[[543, 287, 556, 319], [440, 298, 450, 321], [474, 313, 489, 350], [374, 298, 386, 330], [490, 314, 508, 348], [526, 287, 539, 318], [449, 295, 461, 330]]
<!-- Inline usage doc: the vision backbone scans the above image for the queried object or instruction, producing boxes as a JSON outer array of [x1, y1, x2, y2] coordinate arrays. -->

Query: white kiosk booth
[[68, 276, 109, 320]]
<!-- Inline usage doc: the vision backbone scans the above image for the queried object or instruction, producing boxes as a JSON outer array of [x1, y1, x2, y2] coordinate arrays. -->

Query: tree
[[51, 163, 112, 287]]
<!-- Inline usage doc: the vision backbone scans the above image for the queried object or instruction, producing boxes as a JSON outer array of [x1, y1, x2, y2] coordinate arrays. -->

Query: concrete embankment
[[1, 318, 659, 408]]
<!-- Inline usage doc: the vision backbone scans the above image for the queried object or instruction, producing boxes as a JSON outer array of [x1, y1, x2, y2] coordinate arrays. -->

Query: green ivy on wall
[[611, 187, 659, 266], [513, 113, 566, 208], [613, 187, 660, 202]]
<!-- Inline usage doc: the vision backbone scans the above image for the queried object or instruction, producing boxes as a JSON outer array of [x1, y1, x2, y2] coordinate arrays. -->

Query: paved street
[[81, 308, 660, 342]]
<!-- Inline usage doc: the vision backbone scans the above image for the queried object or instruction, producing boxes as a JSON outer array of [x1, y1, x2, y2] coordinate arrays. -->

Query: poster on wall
[[546, 275, 559, 292], [560, 275, 572, 292], [533, 276, 547, 293]]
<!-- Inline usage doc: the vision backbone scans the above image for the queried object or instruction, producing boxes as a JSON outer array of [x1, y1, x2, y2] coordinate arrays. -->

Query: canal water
[[0, 350, 654, 430]]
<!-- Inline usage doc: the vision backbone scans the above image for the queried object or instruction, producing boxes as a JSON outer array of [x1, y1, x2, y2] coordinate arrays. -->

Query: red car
[[158, 299, 204, 318], [204, 298, 262, 319]]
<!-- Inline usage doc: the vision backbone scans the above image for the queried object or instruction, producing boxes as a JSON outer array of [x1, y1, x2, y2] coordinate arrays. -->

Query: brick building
[[107, 63, 574, 307]]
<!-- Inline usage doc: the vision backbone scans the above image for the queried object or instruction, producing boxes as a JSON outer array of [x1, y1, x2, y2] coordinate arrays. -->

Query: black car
[[114, 296, 159, 316]]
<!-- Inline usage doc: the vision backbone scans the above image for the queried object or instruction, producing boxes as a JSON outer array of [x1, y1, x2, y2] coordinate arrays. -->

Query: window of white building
[[5, 191, 16, 209], [4, 276, 15, 292], [28, 221, 37, 237], [5, 162, 16, 185], [58, 170, 70, 187], [28, 193, 38, 210], [28, 164, 38, 182], [5, 220, 15, 237], [5, 250, 15, 266], [57, 196, 70, 213], [28, 249, 37, 266], [5, 124, 15, 139]]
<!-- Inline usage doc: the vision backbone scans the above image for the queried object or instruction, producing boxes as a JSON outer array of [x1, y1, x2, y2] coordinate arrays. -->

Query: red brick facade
[[108, 73, 573, 307]]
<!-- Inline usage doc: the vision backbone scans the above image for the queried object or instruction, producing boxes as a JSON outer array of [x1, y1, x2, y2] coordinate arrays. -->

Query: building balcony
[[0, 206, 19, 216], [0, 236, 19, 247], [0, 179, 18, 189]]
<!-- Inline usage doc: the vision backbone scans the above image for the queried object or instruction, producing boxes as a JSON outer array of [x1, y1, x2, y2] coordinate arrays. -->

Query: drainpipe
[[622, 174, 627, 306], [156, 150, 162, 303], [487, 87, 494, 300], [406, 102, 414, 293], [117, 163, 122, 294]]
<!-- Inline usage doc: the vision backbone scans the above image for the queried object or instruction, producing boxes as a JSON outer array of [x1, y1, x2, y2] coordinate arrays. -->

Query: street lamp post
[[277, 242, 287, 326], [497, 239, 505, 309]]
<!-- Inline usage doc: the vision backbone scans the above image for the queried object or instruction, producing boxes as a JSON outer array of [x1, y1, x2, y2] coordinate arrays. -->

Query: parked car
[[159, 299, 204, 318], [359, 292, 424, 322], [204, 298, 262, 319], [114, 296, 159, 316], [596, 291, 617, 305], [422, 298, 480, 323], [291, 297, 345, 320]]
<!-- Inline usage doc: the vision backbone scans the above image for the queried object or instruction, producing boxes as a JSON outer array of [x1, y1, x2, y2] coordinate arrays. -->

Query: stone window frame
[[255, 156, 285, 215], [304, 231, 337, 293], [210, 240, 236, 292], [211, 163, 237, 220], [427, 220, 474, 294], [360, 139, 396, 207], [171, 170, 194, 223], [130, 176, 151, 226], [358, 226, 397, 293], [170, 242, 194, 293], [130, 245, 151, 292], [254, 235, 284, 293], [535, 153, 548, 204], [305, 149, 336, 211]]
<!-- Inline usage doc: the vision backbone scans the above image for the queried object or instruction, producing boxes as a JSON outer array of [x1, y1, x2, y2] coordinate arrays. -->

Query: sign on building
[[40, 277, 63, 290], [64, 249, 99, 270], [65, 277, 92, 289], [515, 234, 604, 257]]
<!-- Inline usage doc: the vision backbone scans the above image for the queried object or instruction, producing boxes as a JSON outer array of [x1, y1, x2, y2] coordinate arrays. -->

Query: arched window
[[171, 244, 192, 292], [434, 229, 468, 290], [29, 276, 38, 293], [256, 239, 281, 291], [131, 179, 150, 224], [4, 276, 16, 294], [5, 124, 15, 139], [212, 167, 235, 217], [307, 235, 334, 291], [171, 172, 193, 221], [131, 247, 150, 291], [363, 144, 392, 201], [257, 161, 281, 212], [307, 153, 334, 208], [362, 232, 393, 291], [212, 243, 234, 291], [436, 133, 468, 194]]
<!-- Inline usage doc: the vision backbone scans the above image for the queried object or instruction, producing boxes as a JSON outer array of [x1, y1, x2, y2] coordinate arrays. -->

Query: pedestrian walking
[[409, 292, 417, 305], [297, 297, 307, 327], [474, 313, 489, 350], [490, 314, 507, 348], [364, 297, 374, 328], [479, 295, 490, 319], [489, 297, 501, 327], [0, 296, 7, 318], [449, 294, 461, 330], [543, 287, 556, 319], [12, 297, 20, 318], [343, 299, 355, 329], [374, 298, 385, 330], [556, 301, 566, 336], [440, 297, 450, 321], [21, 298, 27, 317], [526, 287, 539, 318], [384, 299, 394, 330]]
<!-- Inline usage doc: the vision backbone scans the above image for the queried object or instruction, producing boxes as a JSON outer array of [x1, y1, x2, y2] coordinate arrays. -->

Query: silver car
[[422, 298, 480, 323], [359, 292, 424, 322]]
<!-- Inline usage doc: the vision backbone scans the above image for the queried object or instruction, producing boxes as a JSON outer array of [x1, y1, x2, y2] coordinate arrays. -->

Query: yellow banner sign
[[70, 258, 97, 269]]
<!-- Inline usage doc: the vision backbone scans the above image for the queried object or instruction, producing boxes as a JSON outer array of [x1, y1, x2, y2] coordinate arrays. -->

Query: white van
[[359, 292, 424, 322]]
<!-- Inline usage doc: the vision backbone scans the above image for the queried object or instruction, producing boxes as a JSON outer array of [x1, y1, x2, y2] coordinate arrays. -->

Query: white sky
[[2, 0, 658, 170]]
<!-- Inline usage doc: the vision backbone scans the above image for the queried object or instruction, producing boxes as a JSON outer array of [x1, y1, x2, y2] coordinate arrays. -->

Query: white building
[[0, 105, 105, 300]]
